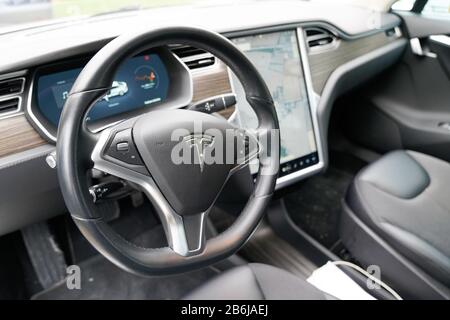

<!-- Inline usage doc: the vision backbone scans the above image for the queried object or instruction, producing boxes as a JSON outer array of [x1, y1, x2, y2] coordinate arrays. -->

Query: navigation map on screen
[[231, 30, 317, 170]]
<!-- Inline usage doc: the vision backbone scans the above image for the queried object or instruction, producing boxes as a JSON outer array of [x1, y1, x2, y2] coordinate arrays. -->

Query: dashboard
[[27, 28, 323, 183], [0, 0, 407, 236]]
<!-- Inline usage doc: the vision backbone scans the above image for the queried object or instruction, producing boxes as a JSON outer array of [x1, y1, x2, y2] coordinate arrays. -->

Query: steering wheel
[[56, 27, 280, 276]]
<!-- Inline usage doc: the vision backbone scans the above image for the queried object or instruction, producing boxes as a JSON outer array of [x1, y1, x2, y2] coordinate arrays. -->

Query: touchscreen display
[[36, 53, 170, 126], [231, 30, 318, 173]]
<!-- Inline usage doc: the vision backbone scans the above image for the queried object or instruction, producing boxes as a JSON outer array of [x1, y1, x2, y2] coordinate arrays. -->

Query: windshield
[[0, 0, 200, 29], [0, 0, 394, 31]]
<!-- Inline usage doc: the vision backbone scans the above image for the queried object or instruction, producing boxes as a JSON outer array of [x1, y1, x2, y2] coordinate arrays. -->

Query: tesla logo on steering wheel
[[184, 134, 214, 173]]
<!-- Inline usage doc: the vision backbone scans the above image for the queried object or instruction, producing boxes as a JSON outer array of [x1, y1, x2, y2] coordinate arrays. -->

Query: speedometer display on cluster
[[36, 53, 170, 126], [134, 64, 159, 90]]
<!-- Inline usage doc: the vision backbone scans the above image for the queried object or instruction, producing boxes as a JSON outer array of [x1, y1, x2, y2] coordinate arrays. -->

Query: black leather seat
[[341, 150, 450, 299], [185, 263, 335, 300]]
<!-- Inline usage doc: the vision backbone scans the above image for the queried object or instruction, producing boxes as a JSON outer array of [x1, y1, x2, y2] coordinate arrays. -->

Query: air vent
[[0, 78, 24, 97], [305, 27, 337, 51], [171, 45, 216, 70], [0, 97, 20, 116]]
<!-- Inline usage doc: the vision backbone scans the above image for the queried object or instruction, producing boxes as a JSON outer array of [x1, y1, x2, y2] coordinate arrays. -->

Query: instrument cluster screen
[[36, 53, 170, 126]]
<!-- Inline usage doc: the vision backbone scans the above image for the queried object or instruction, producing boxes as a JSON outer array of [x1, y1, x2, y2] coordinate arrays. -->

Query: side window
[[392, 0, 450, 20], [422, 0, 450, 20], [391, 0, 416, 11]]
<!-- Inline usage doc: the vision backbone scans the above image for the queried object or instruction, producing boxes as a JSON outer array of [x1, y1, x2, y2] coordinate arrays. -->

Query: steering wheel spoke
[[91, 120, 209, 256], [91, 119, 148, 176], [162, 211, 208, 257], [132, 177, 208, 257]]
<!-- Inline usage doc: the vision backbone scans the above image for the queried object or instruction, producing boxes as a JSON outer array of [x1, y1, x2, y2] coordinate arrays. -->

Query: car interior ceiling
[[0, 0, 449, 301]]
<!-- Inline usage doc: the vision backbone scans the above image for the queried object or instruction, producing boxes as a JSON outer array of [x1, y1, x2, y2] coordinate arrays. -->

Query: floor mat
[[32, 252, 219, 300], [240, 224, 317, 278], [283, 165, 355, 249], [33, 221, 220, 300]]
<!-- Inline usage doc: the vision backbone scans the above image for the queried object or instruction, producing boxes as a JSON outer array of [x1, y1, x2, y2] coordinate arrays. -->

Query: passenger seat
[[340, 150, 450, 299]]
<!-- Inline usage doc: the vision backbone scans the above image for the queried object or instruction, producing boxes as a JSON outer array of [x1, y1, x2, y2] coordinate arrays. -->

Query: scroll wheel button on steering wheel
[[105, 128, 144, 166]]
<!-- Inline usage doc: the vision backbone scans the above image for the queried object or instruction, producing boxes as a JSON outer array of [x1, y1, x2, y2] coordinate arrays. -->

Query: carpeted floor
[[32, 204, 221, 300], [32, 253, 219, 300], [283, 152, 366, 249], [240, 223, 317, 278]]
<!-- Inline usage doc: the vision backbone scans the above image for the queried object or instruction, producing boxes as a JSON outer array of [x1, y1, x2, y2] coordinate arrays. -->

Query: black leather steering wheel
[[56, 26, 280, 276]]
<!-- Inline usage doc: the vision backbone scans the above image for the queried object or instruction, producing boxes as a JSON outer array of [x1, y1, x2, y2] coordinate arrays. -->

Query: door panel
[[342, 10, 450, 161], [428, 37, 450, 77], [400, 12, 450, 38]]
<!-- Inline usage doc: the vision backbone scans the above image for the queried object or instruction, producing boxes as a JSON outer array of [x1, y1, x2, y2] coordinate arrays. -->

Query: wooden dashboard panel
[[191, 60, 233, 102], [308, 32, 400, 94], [191, 60, 235, 119], [0, 115, 46, 158]]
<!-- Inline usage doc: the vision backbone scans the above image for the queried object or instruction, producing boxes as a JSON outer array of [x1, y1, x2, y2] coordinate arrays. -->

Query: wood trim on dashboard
[[191, 60, 233, 102], [308, 32, 401, 94], [191, 60, 235, 119], [0, 115, 46, 158]]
